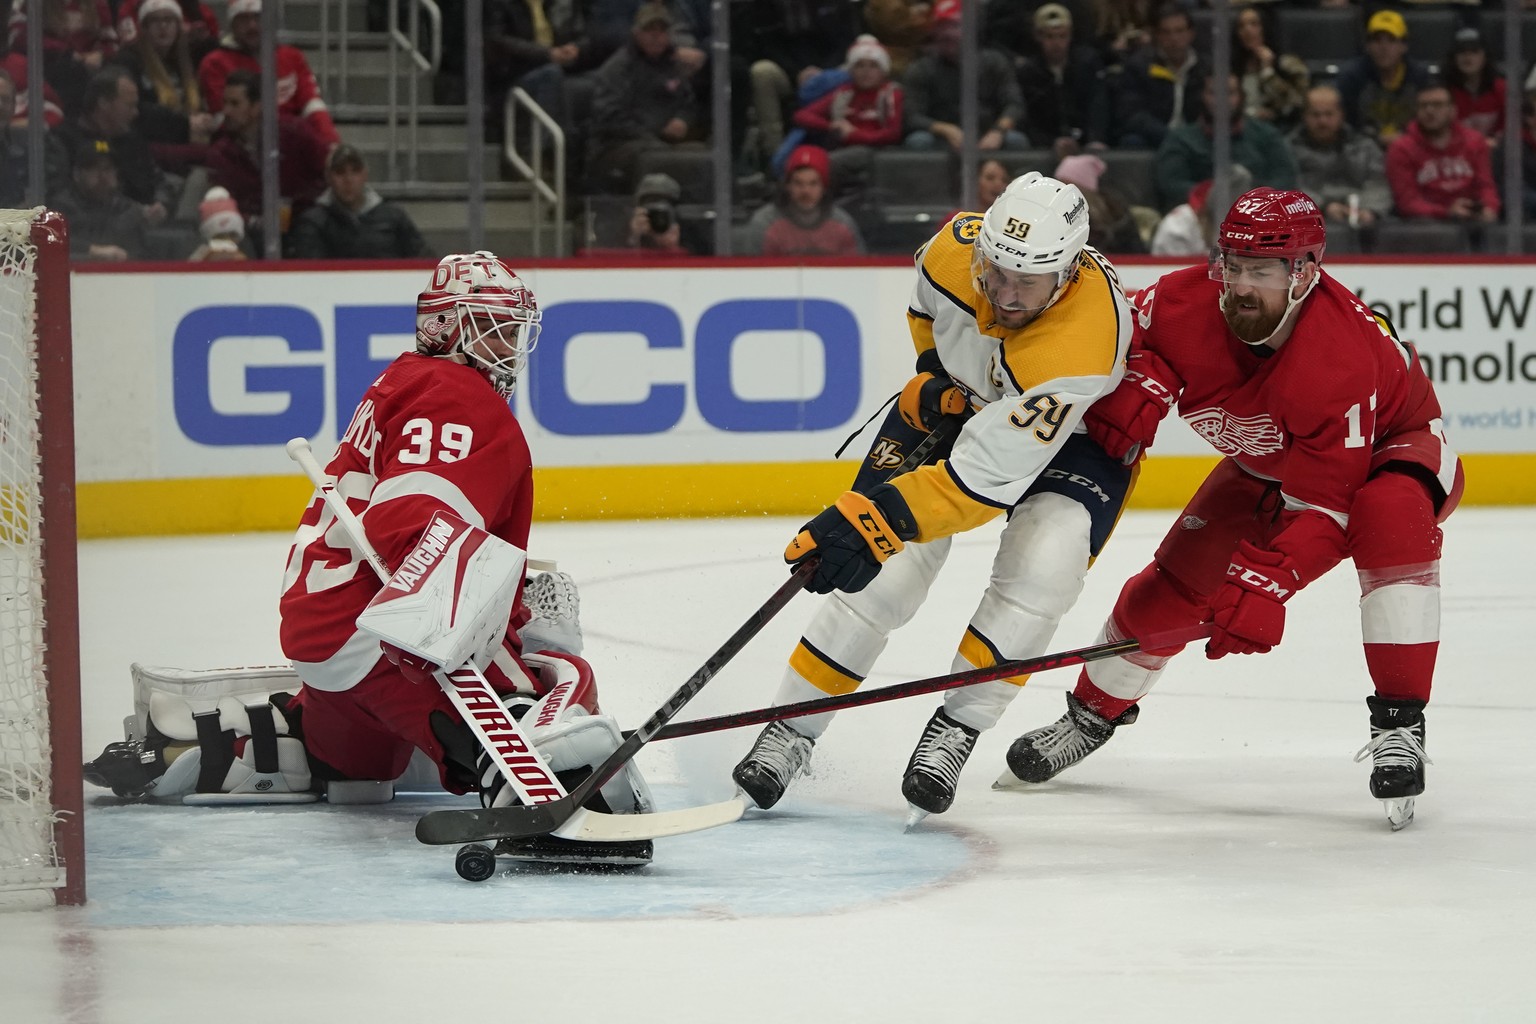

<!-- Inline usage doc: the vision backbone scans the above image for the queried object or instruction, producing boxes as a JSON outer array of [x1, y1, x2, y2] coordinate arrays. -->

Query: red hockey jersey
[[198, 40, 339, 145], [1127, 265, 1451, 578], [279, 354, 532, 691]]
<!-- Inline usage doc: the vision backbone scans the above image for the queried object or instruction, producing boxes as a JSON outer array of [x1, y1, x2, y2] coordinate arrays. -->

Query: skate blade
[[903, 805, 929, 831], [1384, 797, 1416, 831], [992, 767, 1028, 791]]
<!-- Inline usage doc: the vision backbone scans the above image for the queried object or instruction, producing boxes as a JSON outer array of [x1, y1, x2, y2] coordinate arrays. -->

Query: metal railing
[[505, 88, 567, 257], [386, 0, 442, 184]]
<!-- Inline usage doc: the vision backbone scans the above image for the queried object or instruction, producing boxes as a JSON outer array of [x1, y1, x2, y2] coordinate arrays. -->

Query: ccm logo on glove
[[786, 486, 918, 594]]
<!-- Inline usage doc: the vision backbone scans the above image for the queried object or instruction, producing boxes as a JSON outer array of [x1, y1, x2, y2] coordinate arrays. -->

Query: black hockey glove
[[785, 483, 919, 594]]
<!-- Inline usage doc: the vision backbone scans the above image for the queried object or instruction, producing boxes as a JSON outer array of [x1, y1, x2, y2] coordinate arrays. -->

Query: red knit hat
[[784, 144, 830, 186]]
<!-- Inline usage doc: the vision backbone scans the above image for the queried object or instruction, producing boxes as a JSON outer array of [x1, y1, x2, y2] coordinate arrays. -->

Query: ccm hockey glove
[[898, 370, 967, 432], [786, 484, 919, 594], [1206, 541, 1302, 659], [1084, 348, 1179, 463]]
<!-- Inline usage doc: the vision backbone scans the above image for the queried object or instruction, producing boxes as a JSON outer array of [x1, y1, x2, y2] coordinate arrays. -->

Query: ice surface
[[2, 509, 1533, 1023]]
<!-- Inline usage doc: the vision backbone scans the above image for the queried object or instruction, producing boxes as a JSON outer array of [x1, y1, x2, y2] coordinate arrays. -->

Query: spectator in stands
[[187, 184, 250, 261], [3, 53, 65, 127], [116, 0, 218, 55], [198, 0, 340, 148], [1154, 71, 1296, 211], [7, 0, 117, 115], [1290, 84, 1389, 232], [1091, 0, 1153, 68], [861, 0, 931, 79], [1231, 4, 1308, 131], [1386, 81, 1499, 225], [626, 171, 691, 253], [742, 143, 864, 256], [1150, 165, 1252, 257], [1520, 95, 1536, 219], [585, 3, 702, 194], [112, 0, 213, 174], [288, 144, 427, 261], [1016, 3, 1110, 159], [789, 35, 902, 185], [743, 0, 860, 169], [205, 69, 328, 243], [1443, 27, 1505, 146], [977, 156, 1009, 212], [1335, 8, 1429, 146], [0, 70, 31, 205], [1112, 2, 1205, 149], [1055, 151, 1145, 254], [47, 65, 173, 220], [54, 139, 147, 261], [903, 0, 1028, 152], [483, 0, 591, 143]]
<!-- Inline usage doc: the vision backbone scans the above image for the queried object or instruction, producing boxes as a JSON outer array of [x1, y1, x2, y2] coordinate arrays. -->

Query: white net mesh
[[0, 208, 62, 896]]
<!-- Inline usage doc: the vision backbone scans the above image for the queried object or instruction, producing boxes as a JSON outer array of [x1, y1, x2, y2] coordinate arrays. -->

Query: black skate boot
[[901, 708, 979, 823], [1354, 695, 1429, 831], [732, 720, 814, 809], [83, 739, 168, 799], [995, 692, 1138, 787]]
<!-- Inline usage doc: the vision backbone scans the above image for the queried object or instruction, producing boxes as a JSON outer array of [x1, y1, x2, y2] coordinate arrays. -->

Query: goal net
[[0, 208, 83, 909]]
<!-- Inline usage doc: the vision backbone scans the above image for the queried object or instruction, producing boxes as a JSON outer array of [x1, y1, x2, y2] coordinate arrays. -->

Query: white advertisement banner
[[70, 259, 1535, 483]]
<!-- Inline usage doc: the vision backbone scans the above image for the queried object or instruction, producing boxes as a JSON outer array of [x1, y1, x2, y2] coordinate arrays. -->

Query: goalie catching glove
[[786, 483, 919, 594], [1206, 541, 1301, 659]]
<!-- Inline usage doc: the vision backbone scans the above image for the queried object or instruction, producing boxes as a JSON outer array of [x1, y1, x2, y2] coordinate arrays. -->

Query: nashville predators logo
[[869, 437, 905, 471], [1182, 407, 1284, 457], [952, 215, 983, 244]]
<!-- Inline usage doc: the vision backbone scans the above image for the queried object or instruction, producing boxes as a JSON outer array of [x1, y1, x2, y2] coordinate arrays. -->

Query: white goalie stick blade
[[418, 793, 750, 845], [1384, 797, 1416, 831]]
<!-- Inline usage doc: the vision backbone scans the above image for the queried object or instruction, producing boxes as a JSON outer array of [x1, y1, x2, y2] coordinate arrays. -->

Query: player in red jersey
[[995, 187, 1463, 830], [85, 253, 653, 863]]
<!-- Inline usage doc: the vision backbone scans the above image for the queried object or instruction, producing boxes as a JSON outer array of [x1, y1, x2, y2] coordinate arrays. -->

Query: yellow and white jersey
[[891, 212, 1133, 541]]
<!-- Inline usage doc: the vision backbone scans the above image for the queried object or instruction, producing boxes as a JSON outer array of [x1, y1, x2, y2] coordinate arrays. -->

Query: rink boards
[[70, 257, 1536, 536]]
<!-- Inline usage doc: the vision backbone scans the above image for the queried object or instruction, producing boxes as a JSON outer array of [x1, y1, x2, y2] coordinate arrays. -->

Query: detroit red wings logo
[[1182, 407, 1284, 456]]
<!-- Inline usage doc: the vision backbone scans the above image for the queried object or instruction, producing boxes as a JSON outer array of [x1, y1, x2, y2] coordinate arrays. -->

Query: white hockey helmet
[[971, 171, 1090, 296], [417, 251, 541, 398]]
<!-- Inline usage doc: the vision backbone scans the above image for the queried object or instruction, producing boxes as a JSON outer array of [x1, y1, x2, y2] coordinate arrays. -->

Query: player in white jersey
[[732, 172, 1137, 821]]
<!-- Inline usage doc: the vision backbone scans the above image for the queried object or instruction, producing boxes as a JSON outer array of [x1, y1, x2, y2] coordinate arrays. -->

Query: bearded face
[[1216, 255, 1296, 346]]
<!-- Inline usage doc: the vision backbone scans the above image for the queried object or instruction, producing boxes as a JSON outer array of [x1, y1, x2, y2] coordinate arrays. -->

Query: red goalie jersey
[[279, 352, 533, 692], [1102, 264, 1457, 581]]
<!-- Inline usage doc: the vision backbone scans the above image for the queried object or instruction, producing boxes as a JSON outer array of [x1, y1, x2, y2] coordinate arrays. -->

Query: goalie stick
[[413, 410, 964, 846], [644, 623, 1215, 740], [285, 438, 746, 844]]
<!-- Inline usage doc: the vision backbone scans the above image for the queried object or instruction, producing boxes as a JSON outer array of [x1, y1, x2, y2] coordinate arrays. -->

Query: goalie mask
[[970, 172, 1090, 328], [417, 251, 542, 397]]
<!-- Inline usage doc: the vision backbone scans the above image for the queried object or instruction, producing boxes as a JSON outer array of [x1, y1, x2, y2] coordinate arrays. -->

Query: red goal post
[[0, 208, 83, 908]]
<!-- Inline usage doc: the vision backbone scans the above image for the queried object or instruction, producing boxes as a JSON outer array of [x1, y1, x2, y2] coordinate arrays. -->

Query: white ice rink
[[3, 507, 1534, 1023]]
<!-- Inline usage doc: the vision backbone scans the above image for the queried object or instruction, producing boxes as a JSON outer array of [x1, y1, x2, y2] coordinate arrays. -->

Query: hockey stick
[[646, 623, 1214, 740], [285, 439, 746, 843], [415, 559, 817, 844]]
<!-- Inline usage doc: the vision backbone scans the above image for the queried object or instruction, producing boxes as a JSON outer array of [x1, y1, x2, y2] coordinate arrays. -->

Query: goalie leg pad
[[125, 664, 316, 804]]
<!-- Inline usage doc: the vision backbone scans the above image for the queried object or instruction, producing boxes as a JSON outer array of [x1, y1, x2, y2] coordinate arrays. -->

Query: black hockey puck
[[455, 843, 498, 882]]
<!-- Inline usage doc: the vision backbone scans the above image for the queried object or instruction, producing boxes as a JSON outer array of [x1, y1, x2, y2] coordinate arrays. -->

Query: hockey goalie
[[83, 252, 654, 867]]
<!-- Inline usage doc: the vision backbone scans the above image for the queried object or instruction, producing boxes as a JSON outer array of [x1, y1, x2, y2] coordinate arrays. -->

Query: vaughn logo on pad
[[356, 511, 526, 673]]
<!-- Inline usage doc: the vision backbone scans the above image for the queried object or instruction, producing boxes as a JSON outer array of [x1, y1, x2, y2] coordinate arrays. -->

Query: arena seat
[[1277, 8, 1363, 77], [1400, 9, 1463, 64], [1370, 220, 1471, 255]]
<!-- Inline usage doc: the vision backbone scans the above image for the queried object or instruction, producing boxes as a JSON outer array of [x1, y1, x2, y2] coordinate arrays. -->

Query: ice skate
[[1353, 695, 1429, 831], [82, 739, 167, 799], [901, 708, 979, 823], [994, 692, 1137, 788], [732, 720, 814, 809]]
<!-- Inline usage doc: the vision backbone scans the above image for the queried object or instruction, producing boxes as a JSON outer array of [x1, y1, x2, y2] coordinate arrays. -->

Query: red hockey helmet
[[1213, 187, 1326, 269], [416, 251, 541, 397]]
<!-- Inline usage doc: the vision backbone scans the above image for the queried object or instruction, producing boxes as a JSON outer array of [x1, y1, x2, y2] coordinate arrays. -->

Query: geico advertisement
[[70, 261, 1534, 483]]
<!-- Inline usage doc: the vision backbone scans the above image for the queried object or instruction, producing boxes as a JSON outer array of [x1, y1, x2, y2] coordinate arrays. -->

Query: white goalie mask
[[970, 172, 1090, 323], [416, 251, 542, 398]]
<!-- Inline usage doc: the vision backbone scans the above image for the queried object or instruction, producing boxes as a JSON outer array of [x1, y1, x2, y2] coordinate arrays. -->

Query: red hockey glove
[[1085, 349, 1179, 463], [785, 484, 918, 594], [381, 642, 441, 685], [1205, 541, 1302, 659], [898, 370, 967, 432]]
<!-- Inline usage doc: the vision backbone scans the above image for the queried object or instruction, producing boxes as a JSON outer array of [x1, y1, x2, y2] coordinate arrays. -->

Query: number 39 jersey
[[1132, 265, 1451, 529], [279, 353, 534, 691]]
